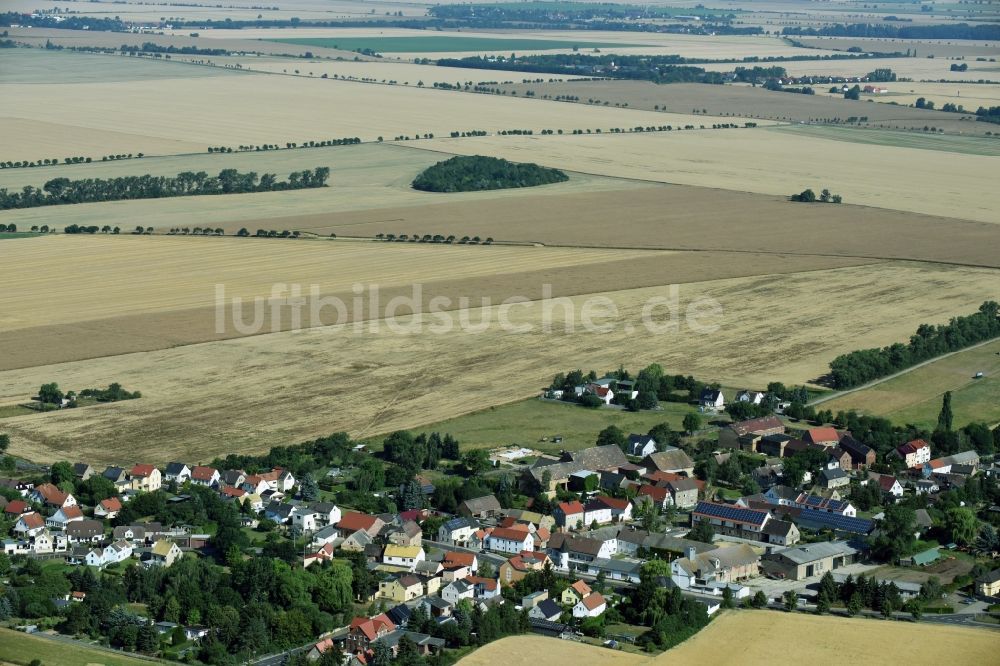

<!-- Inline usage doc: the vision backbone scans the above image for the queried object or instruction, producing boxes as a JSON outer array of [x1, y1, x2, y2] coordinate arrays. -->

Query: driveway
[[746, 562, 880, 601]]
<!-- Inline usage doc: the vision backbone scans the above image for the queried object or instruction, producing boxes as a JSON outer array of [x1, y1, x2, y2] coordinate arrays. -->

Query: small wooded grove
[[0, 168, 330, 210], [411, 155, 568, 192], [829, 301, 1000, 388]]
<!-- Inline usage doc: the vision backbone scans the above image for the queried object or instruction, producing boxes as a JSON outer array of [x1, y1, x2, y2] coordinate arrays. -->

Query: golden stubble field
[[2, 261, 998, 465], [412, 130, 1000, 223], [0, 236, 659, 331], [459, 611, 1000, 666], [0, 50, 762, 162]]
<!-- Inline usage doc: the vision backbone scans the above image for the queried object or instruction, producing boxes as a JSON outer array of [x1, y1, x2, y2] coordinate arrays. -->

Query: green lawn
[[0, 628, 157, 666], [270, 36, 633, 53], [365, 397, 702, 455], [0, 404, 34, 419], [821, 338, 1000, 430], [769, 124, 1000, 156]]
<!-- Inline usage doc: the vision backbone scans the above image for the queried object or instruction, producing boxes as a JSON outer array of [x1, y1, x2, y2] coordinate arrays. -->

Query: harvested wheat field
[[2, 262, 998, 465], [0, 235, 875, 370], [460, 611, 998, 665], [1, 50, 756, 160], [0, 235, 658, 332], [492, 80, 991, 135], [654, 611, 999, 665], [413, 130, 1000, 222], [270, 179, 1000, 265], [459, 635, 644, 666]]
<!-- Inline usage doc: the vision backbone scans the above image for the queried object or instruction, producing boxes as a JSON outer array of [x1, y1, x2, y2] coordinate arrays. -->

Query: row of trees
[[412, 156, 568, 193], [829, 301, 1000, 388], [207, 137, 361, 154], [783, 22, 1000, 41], [374, 232, 493, 244], [0, 167, 330, 210], [0, 153, 143, 170]]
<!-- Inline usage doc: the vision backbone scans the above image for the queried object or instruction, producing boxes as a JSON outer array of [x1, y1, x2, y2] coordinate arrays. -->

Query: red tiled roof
[[4, 500, 28, 514], [338, 511, 379, 532], [581, 592, 606, 610], [878, 475, 899, 491], [59, 505, 83, 519], [637, 485, 668, 502], [131, 464, 156, 477], [349, 614, 395, 641], [594, 495, 629, 510], [313, 638, 334, 654], [443, 551, 476, 569], [490, 527, 532, 542], [100, 497, 123, 512], [19, 512, 44, 529], [35, 483, 68, 505], [557, 501, 584, 515], [221, 485, 246, 498], [465, 575, 498, 591], [191, 466, 218, 481], [644, 471, 682, 484], [570, 580, 592, 597], [805, 427, 840, 443]]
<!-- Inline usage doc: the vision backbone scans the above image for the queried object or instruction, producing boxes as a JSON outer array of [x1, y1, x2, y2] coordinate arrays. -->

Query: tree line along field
[[0, 49, 759, 163], [492, 80, 997, 136], [820, 338, 1000, 430], [2, 261, 998, 466], [700, 56, 1000, 82], [0, 142, 656, 236]]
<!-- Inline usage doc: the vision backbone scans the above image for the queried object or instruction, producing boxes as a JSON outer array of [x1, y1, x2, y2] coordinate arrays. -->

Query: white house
[[441, 580, 475, 605], [383, 545, 426, 571], [46, 505, 85, 529], [190, 466, 220, 487], [438, 517, 478, 546], [14, 512, 46, 537], [699, 388, 725, 411], [485, 528, 534, 554], [292, 509, 320, 533], [164, 462, 192, 484], [626, 434, 657, 457], [308, 502, 341, 527], [735, 390, 765, 405], [572, 592, 607, 618], [94, 497, 123, 519], [895, 439, 931, 469], [582, 500, 613, 527]]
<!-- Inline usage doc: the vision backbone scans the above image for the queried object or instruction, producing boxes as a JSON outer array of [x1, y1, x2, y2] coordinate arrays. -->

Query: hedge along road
[[807, 335, 1000, 406]]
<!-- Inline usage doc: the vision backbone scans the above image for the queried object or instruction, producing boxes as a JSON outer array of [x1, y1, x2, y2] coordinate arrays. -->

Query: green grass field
[[367, 397, 703, 455], [0, 233, 44, 240], [0, 404, 35, 419], [769, 124, 1000, 156], [0, 628, 157, 666], [270, 36, 633, 53], [821, 338, 1000, 429]]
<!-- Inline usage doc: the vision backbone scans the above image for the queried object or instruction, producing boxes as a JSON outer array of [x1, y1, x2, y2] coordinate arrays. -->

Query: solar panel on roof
[[798, 508, 873, 534]]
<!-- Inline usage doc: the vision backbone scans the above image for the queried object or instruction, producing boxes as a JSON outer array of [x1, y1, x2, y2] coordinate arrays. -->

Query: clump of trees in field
[[1, 167, 330, 210], [789, 187, 842, 203], [412, 155, 567, 192], [32, 382, 139, 410], [829, 301, 1000, 388]]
